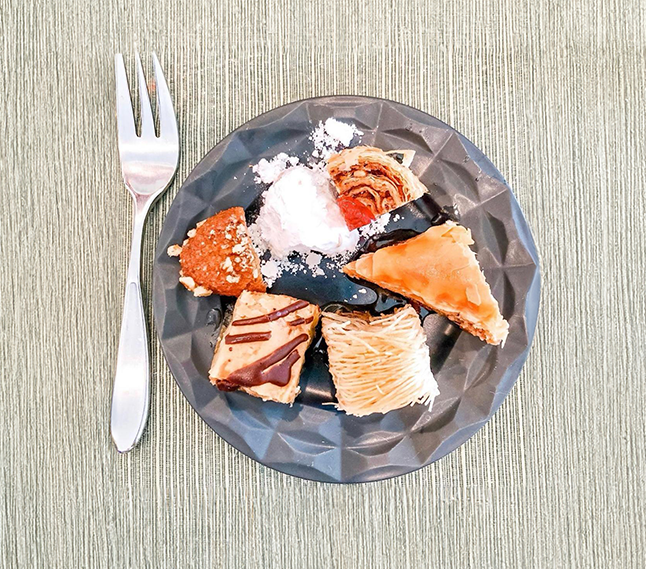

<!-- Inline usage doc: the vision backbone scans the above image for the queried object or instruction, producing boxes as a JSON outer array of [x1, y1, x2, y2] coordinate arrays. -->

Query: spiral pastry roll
[[327, 146, 427, 230]]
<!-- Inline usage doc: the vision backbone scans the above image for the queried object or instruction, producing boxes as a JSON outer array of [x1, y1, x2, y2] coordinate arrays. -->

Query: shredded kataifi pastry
[[321, 306, 439, 416]]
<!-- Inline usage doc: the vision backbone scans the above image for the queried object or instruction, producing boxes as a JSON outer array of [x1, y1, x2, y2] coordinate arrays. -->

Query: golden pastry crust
[[168, 207, 266, 297], [343, 222, 509, 345], [321, 306, 439, 416]]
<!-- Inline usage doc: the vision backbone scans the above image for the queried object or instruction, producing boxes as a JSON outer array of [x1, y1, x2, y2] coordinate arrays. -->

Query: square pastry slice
[[209, 291, 320, 404], [321, 306, 439, 417]]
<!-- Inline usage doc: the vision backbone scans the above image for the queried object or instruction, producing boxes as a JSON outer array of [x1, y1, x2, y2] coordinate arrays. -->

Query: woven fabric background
[[1, 0, 644, 567]]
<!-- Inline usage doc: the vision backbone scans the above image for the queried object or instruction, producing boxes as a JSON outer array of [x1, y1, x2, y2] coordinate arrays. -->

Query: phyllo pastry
[[343, 222, 509, 345], [167, 207, 266, 297], [209, 291, 320, 404], [321, 306, 439, 417], [326, 146, 426, 230]]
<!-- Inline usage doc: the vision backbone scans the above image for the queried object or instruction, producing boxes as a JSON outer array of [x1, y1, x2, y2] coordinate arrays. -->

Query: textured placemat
[[1, 0, 644, 567]]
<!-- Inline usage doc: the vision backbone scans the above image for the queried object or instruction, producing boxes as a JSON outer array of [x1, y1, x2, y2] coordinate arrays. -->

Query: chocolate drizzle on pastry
[[231, 300, 309, 326], [217, 334, 309, 391], [288, 316, 314, 327], [224, 331, 272, 344], [209, 291, 321, 403]]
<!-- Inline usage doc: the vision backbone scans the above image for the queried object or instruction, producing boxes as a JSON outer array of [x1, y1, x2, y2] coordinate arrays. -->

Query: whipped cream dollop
[[250, 165, 359, 259]]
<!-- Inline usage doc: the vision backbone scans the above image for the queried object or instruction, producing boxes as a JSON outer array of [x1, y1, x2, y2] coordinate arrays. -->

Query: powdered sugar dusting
[[311, 118, 363, 160], [305, 252, 325, 276], [253, 153, 299, 184], [249, 166, 358, 259], [358, 213, 391, 239], [260, 258, 280, 281], [248, 119, 393, 286]]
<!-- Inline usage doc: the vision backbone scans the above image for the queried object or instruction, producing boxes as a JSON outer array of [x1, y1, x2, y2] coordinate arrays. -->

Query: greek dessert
[[167, 118, 512, 414], [250, 165, 358, 260], [343, 222, 509, 345], [247, 123, 396, 285], [327, 146, 427, 230], [321, 306, 439, 416], [167, 207, 265, 297], [209, 291, 320, 404]]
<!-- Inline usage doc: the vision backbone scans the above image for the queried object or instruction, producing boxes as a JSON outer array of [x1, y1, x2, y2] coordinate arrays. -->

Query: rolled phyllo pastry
[[327, 146, 427, 230]]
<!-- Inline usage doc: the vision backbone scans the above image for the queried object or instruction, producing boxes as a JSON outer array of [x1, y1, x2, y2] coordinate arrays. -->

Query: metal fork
[[111, 53, 179, 452]]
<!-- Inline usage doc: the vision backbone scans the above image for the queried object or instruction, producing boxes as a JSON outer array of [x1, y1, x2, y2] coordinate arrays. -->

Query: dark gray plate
[[152, 96, 540, 483]]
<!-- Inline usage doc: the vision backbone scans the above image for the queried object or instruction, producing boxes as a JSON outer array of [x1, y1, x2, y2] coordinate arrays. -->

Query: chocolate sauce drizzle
[[231, 300, 309, 326], [288, 316, 314, 327], [218, 333, 308, 391], [224, 331, 271, 344]]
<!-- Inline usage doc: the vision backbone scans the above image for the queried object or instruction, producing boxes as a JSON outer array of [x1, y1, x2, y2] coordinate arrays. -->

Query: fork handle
[[111, 204, 150, 452]]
